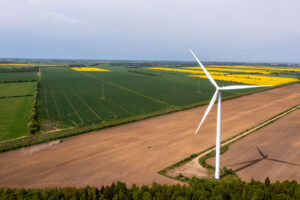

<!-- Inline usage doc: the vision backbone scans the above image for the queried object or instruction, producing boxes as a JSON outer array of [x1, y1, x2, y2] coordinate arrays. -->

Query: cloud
[[0, 0, 300, 62], [43, 12, 81, 25]]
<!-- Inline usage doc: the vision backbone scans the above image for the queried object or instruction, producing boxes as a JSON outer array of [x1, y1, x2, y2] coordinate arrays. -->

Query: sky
[[0, 0, 299, 62]]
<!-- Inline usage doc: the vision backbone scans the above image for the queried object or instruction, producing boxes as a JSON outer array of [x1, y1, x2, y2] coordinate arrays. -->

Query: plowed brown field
[[0, 84, 299, 188], [207, 109, 300, 182]]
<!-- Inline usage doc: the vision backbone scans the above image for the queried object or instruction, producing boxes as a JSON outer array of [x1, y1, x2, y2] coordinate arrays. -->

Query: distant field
[[0, 72, 37, 82], [150, 65, 300, 86], [0, 82, 37, 98], [39, 66, 260, 130]]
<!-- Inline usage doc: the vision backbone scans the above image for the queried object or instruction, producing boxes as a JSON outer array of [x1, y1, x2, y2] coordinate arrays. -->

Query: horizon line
[[0, 57, 300, 65]]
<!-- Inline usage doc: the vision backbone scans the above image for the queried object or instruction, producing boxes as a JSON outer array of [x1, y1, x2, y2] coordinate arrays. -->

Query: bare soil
[[207, 109, 300, 182], [0, 84, 299, 188], [170, 105, 299, 181]]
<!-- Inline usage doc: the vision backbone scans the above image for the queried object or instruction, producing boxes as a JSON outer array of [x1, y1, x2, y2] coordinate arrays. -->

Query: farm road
[[0, 84, 299, 188]]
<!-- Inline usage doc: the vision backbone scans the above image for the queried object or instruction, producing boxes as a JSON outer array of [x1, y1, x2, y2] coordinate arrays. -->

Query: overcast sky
[[0, 0, 299, 62]]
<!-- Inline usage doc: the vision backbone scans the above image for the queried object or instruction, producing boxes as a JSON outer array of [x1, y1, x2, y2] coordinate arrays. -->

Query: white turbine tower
[[190, 49, 272, 180]]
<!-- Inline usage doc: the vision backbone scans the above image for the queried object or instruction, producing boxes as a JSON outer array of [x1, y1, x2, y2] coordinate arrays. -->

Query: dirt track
[[207, 109, 300, 182], [0, 84, 299, 188]]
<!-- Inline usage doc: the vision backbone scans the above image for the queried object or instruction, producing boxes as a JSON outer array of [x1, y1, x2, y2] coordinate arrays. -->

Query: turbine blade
[[195, 90, 218, 135], [189, 49, 219, 89], [220, 85, 272, 90]]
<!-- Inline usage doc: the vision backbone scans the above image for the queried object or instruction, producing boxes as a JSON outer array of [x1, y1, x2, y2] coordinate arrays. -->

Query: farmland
[[149, 65, 300, 85], [0, 97, 34, 141], [0, 84, 299, 188], [0, 63, 40, 141], [39, 66, 258, 131], [0, 72, 37, 83], [206, 109, 300, 182], [0, 82, 37, 141], [0, 82, 36, 98], [0, 61, 299, 143]]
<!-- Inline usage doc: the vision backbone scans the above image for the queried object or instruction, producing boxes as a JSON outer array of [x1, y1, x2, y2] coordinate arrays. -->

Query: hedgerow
[[28, 79, 40, 134]]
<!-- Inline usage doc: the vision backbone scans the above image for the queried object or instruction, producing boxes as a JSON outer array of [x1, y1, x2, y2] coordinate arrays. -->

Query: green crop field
[[0, 82, 37, 98], [0, 60, 297, 142], [0, 81, 37, 141], [0, 61, 296, 142], [0, 97, 34, 141], [0, 72, 37, 83], [39, 66, 258, 131]]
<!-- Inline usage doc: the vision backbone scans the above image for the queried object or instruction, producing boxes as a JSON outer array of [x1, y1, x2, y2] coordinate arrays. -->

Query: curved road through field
[[0, 84, 299, 188]]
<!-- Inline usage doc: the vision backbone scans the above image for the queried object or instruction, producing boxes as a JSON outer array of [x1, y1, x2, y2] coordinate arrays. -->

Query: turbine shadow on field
[[230, 147, 300, 173]]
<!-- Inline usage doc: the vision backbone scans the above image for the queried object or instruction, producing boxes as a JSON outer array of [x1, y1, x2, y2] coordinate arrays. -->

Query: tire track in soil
[[96, 100, 118, 120], [80, 72, 170, 106], [56, 81, 84, 127], [106, 99, 133, 115], [64, 83, 102, 121], [49, 81, 62, 119]]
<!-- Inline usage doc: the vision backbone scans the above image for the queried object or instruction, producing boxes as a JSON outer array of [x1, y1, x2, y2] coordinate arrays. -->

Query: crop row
[[39, 67, 253, 130]]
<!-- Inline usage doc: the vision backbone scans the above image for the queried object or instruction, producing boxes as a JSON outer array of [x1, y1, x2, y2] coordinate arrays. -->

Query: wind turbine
[[189, 49, 272, 180]]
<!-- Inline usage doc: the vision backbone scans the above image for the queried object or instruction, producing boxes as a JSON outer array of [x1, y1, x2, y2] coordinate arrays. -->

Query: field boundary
[[0, 80, 37, 84], [0, 82, 298, 153], [0, 94, 33, 99], [159, 104, 300, 182]]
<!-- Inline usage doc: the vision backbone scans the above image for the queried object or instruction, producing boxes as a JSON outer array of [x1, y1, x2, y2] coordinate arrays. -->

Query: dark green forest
[[1, 177, 299, 200]]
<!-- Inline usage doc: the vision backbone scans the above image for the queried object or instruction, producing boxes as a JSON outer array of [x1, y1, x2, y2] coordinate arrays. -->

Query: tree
[[265, 177, 271, 187]]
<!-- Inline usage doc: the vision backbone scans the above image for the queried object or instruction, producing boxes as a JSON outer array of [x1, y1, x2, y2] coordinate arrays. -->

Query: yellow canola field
[[149, 67, 298, 85], [187, 74, 299, 86], [72, 67, 111, 72], [149, 67, 227, 75], [183, 67, 271, 74], [207, 65, 300, 72], [0, 63, 64, 67]]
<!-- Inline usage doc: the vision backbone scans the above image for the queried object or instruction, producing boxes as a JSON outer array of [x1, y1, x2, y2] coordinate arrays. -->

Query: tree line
[[0, 79, 37, 84], [0, 67, 39, 73], [128, 69, 157, 76], [68, 64, 86, 68], [28, 79, 40, 134], [0, 177, 299, 199]]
